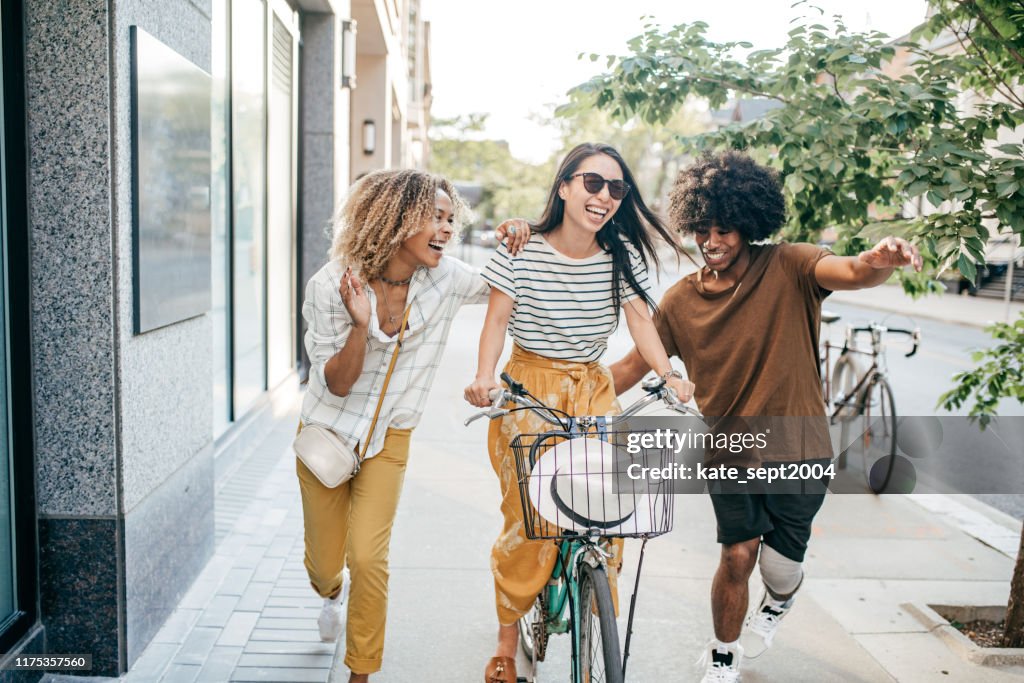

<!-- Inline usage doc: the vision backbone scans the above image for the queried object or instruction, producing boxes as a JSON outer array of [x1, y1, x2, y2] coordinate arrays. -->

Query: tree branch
[[948, 20, 1024, 108], [824, 68, 849, 105], [681, 71, 792, 104], [957, 0, 1024, 65]]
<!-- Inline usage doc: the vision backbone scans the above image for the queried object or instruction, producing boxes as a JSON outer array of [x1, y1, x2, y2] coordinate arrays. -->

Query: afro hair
[[668, 151, 786, 242]]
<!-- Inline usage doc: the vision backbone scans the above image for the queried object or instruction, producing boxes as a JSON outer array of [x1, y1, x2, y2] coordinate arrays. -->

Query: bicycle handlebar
[[848, 324, 920, 358], [464, 374, 702, 427]]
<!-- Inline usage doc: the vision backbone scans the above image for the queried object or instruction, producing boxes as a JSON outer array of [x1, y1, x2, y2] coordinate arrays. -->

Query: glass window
[[231, 0, 267, 413], [211, 0, 230, 436], [0, 0, 16, 623]]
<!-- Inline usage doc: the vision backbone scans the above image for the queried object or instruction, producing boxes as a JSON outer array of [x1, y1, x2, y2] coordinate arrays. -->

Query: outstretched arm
[[464, 288, 514, 407], [815, 236, 923, 291], [623, 300, 694, 402]]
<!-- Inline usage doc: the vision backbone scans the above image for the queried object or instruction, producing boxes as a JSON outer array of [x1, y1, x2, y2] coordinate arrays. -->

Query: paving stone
[[235, 581, 275, 612], [236, 653, 332, 668], [248, 629, 322, 643], [259, 606, 320, 620], [252, 557, 287, 583], [152, 609, 203, 644], [159, 663, 201, 683], [255, 617, 318, 631], [220, 567, 257, 596], [231, 667, 326, 682], [243, 641, 336, 655], [174, 627, 222, 665], [216, 612, 260, 647], [196, 594, 241, 628], [194, 646, 243, 683]]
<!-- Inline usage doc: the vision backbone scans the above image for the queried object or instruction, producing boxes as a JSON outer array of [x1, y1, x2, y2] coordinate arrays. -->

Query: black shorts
[[709, 491, 826, 562]]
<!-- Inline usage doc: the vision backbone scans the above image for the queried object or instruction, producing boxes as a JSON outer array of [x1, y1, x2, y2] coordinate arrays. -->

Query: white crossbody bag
[[294, 305, 411, 488]]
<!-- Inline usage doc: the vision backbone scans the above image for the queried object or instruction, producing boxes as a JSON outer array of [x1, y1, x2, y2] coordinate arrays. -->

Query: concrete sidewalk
[[100, 401, 1024, 682], [93, 294, 1024, 682], [829, 284, 1023, 330]]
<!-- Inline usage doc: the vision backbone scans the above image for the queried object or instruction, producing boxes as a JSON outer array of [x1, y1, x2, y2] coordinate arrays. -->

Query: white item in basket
[[527, 436, 661, 535]]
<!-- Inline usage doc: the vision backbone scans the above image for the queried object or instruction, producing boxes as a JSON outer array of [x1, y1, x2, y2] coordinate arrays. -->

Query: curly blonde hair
[[329, 169, 469, 280]]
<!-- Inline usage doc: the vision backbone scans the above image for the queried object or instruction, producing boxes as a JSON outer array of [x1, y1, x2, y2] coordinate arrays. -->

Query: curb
[[904, 602, 1024, 667]]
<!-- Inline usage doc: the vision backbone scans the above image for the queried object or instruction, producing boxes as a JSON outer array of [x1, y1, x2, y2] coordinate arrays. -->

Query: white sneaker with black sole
[[740, 589, 795, 658], [698, 640, 743, 683], [318, 567, 350, 642]]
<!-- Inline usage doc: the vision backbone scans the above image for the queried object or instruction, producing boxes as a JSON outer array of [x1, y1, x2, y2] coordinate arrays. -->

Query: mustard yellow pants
[[489, 345, 623, 626], [296, 426, 412, 674]]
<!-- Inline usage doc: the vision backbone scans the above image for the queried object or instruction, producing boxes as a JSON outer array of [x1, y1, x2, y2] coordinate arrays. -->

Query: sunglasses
[[565, 172, 631, 201]]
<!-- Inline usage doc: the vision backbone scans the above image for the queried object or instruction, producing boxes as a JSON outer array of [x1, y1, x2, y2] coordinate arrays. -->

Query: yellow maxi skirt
[[489, 345, 624, 626]]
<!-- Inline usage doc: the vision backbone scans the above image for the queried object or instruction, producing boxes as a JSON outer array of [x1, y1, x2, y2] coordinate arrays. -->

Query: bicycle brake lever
[[463, 408, 510, 426]]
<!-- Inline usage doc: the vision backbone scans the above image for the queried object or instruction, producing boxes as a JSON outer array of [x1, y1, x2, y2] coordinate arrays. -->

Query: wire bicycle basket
[[511, 428, 675, 541]]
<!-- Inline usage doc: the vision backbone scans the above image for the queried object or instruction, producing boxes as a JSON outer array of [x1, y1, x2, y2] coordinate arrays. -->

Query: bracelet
[[660, 369, 683, 381]]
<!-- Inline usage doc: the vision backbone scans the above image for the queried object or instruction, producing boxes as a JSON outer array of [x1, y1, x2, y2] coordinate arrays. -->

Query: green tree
[[569, 0, 1024, 649], [568, 2, 1024, 294], [428, 115, 552, 227]]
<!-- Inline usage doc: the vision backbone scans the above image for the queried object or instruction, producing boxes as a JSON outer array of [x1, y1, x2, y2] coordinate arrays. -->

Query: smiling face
[[394, 189, 455, 270], [558, 153, 623, 235], [693, 225, 750, 275]]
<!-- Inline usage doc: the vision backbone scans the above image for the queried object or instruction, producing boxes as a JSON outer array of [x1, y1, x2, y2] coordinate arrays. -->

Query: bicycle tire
[[576, 563, 623, 683], [857, 376, 898, 494]]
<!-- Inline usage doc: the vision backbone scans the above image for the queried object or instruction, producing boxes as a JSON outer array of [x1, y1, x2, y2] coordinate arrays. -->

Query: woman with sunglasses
[[464, 142, 695, 683]]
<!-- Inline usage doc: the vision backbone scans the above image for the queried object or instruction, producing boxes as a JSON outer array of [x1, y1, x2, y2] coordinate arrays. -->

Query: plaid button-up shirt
[[300, 256, 489, 460]]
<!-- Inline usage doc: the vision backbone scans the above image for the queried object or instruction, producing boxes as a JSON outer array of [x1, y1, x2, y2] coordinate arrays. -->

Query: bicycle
[[465, 372, 702, 683], [819, 311, 920, 493]]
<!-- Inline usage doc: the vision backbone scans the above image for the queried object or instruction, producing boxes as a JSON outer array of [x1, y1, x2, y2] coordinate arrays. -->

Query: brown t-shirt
[[655, 242, 833, 460]]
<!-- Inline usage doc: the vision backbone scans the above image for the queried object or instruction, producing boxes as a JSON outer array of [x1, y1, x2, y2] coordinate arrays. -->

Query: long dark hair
[[531, 142, 679, 313]]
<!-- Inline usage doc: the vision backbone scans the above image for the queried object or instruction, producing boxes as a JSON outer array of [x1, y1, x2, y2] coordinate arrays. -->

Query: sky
[[421, 0, 929, 162]]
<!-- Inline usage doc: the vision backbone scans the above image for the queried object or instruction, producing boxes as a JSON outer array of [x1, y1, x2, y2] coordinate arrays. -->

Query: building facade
[[0, 0, 430, 677]]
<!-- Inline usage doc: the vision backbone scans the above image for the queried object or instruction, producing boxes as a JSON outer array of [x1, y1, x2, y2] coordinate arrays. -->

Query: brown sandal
[[484, 656, 517, 683]]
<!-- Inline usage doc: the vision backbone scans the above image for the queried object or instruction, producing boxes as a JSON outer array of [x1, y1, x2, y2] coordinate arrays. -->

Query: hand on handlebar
[[464, 376, 500, 408], [665, 376, 695, 403]]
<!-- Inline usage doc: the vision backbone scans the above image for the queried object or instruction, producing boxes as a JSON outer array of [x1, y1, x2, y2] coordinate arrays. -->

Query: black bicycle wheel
[[856, 376, 898, 494], [576, 564, 623, 683]]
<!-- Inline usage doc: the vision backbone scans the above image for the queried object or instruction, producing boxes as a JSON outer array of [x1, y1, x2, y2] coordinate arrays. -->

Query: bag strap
[[358, 303, 413, 461]]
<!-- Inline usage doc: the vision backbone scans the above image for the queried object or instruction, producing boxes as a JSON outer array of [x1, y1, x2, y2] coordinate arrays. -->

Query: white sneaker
[[697, 640, 743, 683], [317, 567, 350, 642], [740, 589, 794, 658]]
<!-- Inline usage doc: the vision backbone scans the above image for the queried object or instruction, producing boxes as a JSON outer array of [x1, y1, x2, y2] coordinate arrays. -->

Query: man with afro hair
[[610, 150, 922, 682]]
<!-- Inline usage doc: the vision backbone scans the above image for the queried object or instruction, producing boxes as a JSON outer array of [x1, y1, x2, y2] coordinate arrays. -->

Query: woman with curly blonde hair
[[298, 169, 529, 682]]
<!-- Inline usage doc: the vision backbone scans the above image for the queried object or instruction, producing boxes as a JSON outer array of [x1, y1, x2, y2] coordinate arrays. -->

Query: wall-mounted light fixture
[[341, 19, 357, 89], [362, 119, 376, 156]]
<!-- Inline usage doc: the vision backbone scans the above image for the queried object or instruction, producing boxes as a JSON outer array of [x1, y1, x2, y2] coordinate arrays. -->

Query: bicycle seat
[[821, 310, 840, 324]]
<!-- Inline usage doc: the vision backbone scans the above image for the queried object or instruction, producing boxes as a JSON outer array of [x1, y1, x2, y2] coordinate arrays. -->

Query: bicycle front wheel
[[575, 563, 623, 683], [856, 376, 898, 494]]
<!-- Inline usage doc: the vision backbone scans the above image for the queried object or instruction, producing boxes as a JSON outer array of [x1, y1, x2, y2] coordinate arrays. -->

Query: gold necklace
[[376, 281, 406, 333]]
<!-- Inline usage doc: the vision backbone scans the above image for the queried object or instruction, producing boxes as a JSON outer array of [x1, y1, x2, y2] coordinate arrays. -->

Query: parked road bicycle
[[820, 311, 920, 493], [466, 373, 701, 683]]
